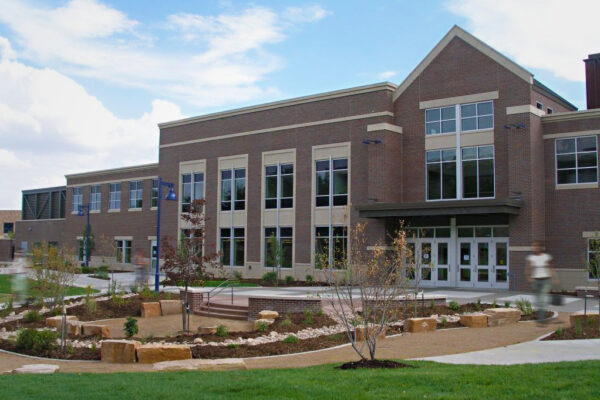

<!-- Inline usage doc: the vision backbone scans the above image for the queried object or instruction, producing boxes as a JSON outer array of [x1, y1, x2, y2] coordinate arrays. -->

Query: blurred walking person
[[133, 249, 149, 289], [525, 240, 556, 323]]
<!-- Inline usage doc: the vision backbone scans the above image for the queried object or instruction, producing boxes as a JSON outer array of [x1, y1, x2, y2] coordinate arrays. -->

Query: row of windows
[[425, 101, 494, 135], [72, 180, 159, 212], [555, 136, 598, 185]]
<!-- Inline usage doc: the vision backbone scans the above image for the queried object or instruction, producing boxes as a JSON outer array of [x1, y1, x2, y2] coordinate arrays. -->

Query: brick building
[[14, 26, 600, 290]]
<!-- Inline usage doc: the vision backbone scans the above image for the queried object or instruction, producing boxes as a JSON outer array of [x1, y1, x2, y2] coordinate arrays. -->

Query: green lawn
[[0, 274, 93, 302], [0, 361, 599, 399]]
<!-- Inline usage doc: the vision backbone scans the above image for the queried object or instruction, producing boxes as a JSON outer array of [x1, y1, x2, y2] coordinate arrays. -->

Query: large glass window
[[462, 145, 495, 198], [316, 158, 348, 207], [181, 173, 204, 212], [555, 136, 598, 185], [109, 183, 121, 210], [264, 227, 293, 268], [115, 239, 131, 263], [426, 149, 457, 200], [265, 164, 294, 209], [460, 101, 493, 131], [314, 226, 347, 269], [221, 169, 245, 211], [425, 106, 456, 135], [129, 181, 143, 209], [72, 187, 82, 212], [90, 185, 101, 211], [588, 239, 600, 280], [220, 228, 245, 266]]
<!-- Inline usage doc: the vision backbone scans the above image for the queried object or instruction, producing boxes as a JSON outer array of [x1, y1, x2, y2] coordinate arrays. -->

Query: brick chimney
[[584, 53, 600, 109]]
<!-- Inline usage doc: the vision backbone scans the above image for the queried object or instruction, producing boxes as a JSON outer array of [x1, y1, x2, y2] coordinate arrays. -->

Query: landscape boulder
[[136, 344, 192, 364], [483, 308, 521, 326], [141, 302, 162, 318], [153, 358, 247, 371], [569, 311, 599, 327], [405, 317, 437, 333], [45, 315, 77, 329], [459, 313, 488, 328], [258, 310, 279, 320], [253, 319, 275, 330], [12, 364, 59, 374], [82, 324, 111, 338], [355, 325, 387, 341], [198, 326, 217, 335], [66, 320, 83, 336], [159, 300, 182, 315], [101, 340, 141, 363]]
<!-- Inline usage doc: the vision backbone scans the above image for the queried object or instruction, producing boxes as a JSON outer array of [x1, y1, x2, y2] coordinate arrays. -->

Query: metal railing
[[205, 278, 237, 316]]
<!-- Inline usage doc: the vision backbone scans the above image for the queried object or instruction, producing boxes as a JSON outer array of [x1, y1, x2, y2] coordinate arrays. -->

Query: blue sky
[[0, 0, 598, 208]]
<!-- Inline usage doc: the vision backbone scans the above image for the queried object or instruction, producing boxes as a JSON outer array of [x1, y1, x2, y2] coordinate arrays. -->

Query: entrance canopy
[[356, 198, 522, 218]]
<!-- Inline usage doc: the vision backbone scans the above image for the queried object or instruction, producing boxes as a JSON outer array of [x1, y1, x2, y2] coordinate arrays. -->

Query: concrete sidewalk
[[418, 338, 600, 365]]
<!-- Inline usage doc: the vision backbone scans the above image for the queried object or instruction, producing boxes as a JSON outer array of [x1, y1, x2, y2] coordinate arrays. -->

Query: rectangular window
[[181, 173, 205, 212], [109, 183, 121, 210], [536, 101, 544, 110], [3, 222, 14, 234], [220, 228, 245, 266], [426, 149, 457, 200], [462, 145, 495, 198], [129, 181, 143, 209], [314, 226, 347, 269], [588, 238, 600, 280], [181, 229, 203, 258], [547, 107, 554, 115], [72, 187, 82, 212], [264, 227, 293, 268], [221, 169, 245, 211], [315, 158, 348, 207], [555, 136, 598, 185], [425, 106, 456, 135], [115, 239, 131, 263], [90, 185, 101, 211], [460, 101, 493, 131], [265, 163, 294, 209], [152, 179, 158, 208]]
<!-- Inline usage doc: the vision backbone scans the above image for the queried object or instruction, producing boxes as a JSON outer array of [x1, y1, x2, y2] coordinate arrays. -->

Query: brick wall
[[248, 296, 322, 320], [180, 289, 204, 312], [0, 239, 14, 262]]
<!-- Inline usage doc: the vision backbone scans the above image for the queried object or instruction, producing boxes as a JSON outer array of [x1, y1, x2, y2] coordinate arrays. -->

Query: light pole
[[77, 203, 91, 268], [155, 177, 177, 293]]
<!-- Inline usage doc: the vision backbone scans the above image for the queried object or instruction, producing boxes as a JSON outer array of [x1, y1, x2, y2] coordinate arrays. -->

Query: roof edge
[[158, 82, 397, 129], [22, 186, 66, 194], [533, 79, 577, 111], [542, 108, 600, 123], [65, 163, 158, 180]]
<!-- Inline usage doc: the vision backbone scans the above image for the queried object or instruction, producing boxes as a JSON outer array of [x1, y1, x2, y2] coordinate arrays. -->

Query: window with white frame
[[555, 136, 598, 185], [460, 101, 493, 131], [425, 106, 456, 135], [221, 169, 245, 211], [462, 145, 495, 198], [220, 228, 244, 266], [109, 183, 121, 210], [129, 181, 143, 209], [314, 226, 347, 269], [90, 185, 101, 211], [588, 238, 600, 280], [181, 173, 204, 212], [315, 158, 348, 207], [264, 227, 293, 268], [426, 149, 457, 200], [152, 179, 158, 208], [115, 239, 131, 263], [265, 164, 293, 209], [72, 187, 82, 212], [181, 229, 203, 258]]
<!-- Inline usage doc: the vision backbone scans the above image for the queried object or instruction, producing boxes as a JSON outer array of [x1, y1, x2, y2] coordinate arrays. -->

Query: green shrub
[[280, 318, 292, 328], [575, 320, 583, 336], [285, 275, 294, 285], [555, 328, 564, 337], [430, 299, 436, 309], [91, 342, 97, 353], [165, 292, 171, 300], [85, 286, 97, 314], [140, 285, 152, 299], [257, 321, 269, 332], [474, 299, 482, 311], [327, 333, 343, 341], [67, 343, 75, 355], [227, 343, 240, 349], [81, 266, 93, 274], [0, 296, 13, 317], [441, 317, 447, 328], [448, 301, 460, 311], [123, 317, 139, 338], [23, 310, 42, 323], [233, 271, 243, 281], [129, 286, 138, 294], [16, 328, 57, 354], [216, 324, 229, 337], [283, 334, 299, 344], [305, 275, 314, 284], [316, 309, 324, 317], [303, 310, 313, 325], [262, 272, 277, 285], [504, 301, 511, 308], [111, 293, 127, 307], [492, 299, 498, 308], [516, 299, 533, 316], [48, 307, 62, 317]]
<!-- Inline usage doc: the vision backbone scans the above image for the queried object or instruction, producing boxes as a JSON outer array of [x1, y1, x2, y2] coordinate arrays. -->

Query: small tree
[[29, 242, 78, 309], [266, 233, 284, 286], [328, 222, 409, 361], [587, 239, 600, 306], [161, 199, 221, 331]]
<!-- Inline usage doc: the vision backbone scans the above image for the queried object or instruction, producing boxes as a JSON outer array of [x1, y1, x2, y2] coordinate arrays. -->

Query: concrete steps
[[195, 301, 249, 321]]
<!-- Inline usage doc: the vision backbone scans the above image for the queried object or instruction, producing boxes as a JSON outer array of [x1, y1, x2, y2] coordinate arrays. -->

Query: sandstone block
[[198, 326, 217, 335], [405, 317, 437, 333], [258, 310, 279, 320], [153, 358, 246, 371], [136, 344, 192, 364], [459, 313, 488, 328], [101, 340, 141, 363], [355, 325, 387, 341], [253, 319, 275, 330], [45, 315, 77, 329], [570, 311, 599, 327], [483, 308, 521, 327], [82, 324, 111, 338], [12, 364, 59, 374], [160, 300, 183, 316], [141, 302, 161, 318], [67, 320, 83, 336]]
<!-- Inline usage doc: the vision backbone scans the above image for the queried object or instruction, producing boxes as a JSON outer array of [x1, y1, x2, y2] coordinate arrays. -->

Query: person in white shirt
[[525, 240, 556, 323]]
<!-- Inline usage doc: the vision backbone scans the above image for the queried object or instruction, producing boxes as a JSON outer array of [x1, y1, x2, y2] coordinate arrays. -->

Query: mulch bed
[[338, 359, 413, 369], [0, 339, 101, 360], [520, 311, 553, 321], [543, 320, 600, 341]]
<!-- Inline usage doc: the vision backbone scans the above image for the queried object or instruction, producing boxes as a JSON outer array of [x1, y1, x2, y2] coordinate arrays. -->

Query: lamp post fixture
[[77, 203, 91, 268], [155, 177, 177, 293]]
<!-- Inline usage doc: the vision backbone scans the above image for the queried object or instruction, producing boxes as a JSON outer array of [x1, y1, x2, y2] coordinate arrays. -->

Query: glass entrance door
[[457, 239, 473, 287], [492, 240, 509, 288], [420, 241, 433, 285], [474, 239, 491, 288], [435, 240, 453, 287]]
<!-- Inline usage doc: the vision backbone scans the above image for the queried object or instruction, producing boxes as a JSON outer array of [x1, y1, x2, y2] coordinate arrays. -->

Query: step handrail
[[205, 278, 238, 316]]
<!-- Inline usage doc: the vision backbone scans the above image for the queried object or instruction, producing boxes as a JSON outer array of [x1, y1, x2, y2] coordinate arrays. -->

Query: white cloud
[[446, 0, 600, 82], [378, 70, 398, 80], [0, 42, 184, 209], [0, 0, 330, 108]]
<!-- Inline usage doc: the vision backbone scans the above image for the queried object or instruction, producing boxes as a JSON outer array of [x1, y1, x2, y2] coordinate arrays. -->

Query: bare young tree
[[327, 222, 410, 361], [29, 242, 78, 309]]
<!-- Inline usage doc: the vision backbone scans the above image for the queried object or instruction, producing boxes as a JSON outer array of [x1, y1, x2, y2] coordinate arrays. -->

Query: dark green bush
[[283, 335, 299, 344], [23, 310, 42, 323], [262, 272, 277, 284], [124, 317, 139, 338], [257, 321, 269, 332], [284, 275, 294, 285], [16, 328, 57, 354], [216, 324, 229, 337], [303, 310, 313, 325], [305, 275, 314, 284], [448, 301, 460, 311]]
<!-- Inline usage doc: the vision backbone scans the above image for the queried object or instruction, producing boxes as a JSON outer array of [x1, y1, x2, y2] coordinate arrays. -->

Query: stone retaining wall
[[248, 297, 322, 320], [364, 295, 447, 311]]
